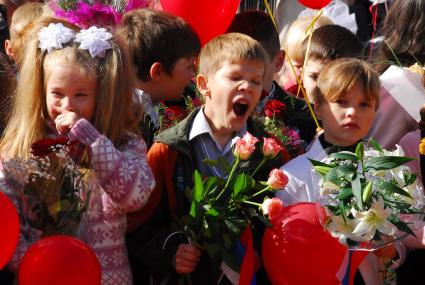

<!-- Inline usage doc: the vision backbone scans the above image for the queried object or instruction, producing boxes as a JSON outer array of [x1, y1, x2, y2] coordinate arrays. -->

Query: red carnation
[[263, 100, 286, 118]]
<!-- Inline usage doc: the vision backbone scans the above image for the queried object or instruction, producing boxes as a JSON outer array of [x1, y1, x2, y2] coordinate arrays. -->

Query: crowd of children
[[0, 0, 425, 284]]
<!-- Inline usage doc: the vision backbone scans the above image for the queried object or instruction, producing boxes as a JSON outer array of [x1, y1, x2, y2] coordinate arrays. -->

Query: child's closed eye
[[359, 101, 371, 108]]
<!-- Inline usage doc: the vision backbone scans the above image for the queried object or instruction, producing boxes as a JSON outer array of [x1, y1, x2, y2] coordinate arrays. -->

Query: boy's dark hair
[[226, 10, 279, 59], [303, 25, 363, 63], [115, 8, 201, 82], [376, 0, 425, 73]]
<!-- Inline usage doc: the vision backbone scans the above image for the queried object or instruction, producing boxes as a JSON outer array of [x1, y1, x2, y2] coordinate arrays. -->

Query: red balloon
[[0, 192, 20, 269], [19, 235, 101, 285], [160, 0, 240, 45], [298, 0, 331, 9], [262, 202, 347, 285]]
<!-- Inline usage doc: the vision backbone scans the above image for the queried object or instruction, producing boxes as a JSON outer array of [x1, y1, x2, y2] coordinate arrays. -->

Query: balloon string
[[294, 8, 324, 131], [368, 3, 379, 61], [263, 0, 278, 32]]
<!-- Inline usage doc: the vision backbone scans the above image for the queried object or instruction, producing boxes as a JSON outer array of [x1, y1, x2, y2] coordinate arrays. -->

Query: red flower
[[267, 169, 288, 190], [262, 198, 284, 221], [262, 138, 283, 158], [165, 106, 187, 122], [263, 100, 286, 118], [31, 137, 69, 156]]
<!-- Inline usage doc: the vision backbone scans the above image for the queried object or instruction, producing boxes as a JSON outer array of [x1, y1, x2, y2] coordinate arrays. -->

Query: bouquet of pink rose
[[180, 132, 288, 272]]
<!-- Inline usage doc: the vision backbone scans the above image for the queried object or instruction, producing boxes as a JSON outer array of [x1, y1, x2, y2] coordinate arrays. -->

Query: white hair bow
[[74, 26, 113, 58], [38, 23, 76, 53]]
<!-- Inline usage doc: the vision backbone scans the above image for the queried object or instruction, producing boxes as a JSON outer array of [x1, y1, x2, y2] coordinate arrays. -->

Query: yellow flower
[[419, 138, 425, 155]]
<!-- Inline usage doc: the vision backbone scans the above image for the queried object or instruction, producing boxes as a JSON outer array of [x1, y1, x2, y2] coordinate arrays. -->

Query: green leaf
[[330, 152, 359, 161], [355, 142, 364, 161], [204, 177, 218, 194], [362, 181, 373, 203], [206, 207, 219, 217], [225, 219, 240, 235], [369, 139, 383, 152], [233, 174, 253, 196], [222, 233, 232, 249], [313, 165, 332, 176], [189, 201, 197, 218], [352, 176, 363, 210], [379, 181, 412, 198], [324, 165, 356, 184], [308, 159, 332, 168], [193, 170, 203, 203], [388, 215, 416, 237], [205, 243, 222, 258], [217, 157, 231, 173], [365, 156, 414, 171], [221, 251, 240, 272], [337, 187, 353, 200]]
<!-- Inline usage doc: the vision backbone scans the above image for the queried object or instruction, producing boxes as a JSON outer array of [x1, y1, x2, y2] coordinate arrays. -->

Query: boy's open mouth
[[233, 101, 249, 117]]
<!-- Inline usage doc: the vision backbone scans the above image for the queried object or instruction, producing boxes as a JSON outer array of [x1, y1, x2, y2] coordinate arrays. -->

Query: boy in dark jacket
[[127, 33, 289, 284]]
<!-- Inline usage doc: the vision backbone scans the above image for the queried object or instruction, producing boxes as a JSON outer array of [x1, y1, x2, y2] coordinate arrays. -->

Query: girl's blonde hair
[[283, 15, 333, 63], [313, 58, 381, 108], [0, 17, 140, 159]]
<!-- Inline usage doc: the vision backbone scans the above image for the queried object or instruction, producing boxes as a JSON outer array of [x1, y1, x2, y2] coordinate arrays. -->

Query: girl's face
[[315, 82, 376, 146], [302, 59, 324, 101], [45, 61, 97, 123]]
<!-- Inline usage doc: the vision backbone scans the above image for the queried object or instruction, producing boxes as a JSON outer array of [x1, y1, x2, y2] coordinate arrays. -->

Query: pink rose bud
[[233, 139, 255, 160], [267, 169, 288, 189], [242, 132, 259, 147], [262, 197, 284, 221], [262, 138, 283, 158]]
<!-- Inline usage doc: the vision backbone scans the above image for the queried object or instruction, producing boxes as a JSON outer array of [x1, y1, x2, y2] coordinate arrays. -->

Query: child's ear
[[149, 62, 163, 81], [196, 73, 210, 98], [314, 103, 321, 120], [273, 50, 285, 73], [4, 40, 15, 60]]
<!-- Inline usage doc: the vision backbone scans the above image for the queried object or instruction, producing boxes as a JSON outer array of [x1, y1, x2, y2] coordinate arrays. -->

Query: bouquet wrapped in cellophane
[[2, 137, 92, 236], [310, 140, 425, 249]]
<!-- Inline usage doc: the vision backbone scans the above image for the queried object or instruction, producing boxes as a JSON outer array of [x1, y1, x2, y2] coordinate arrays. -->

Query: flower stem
[[215, 157, 240, 201], [242, 200, 262, 207], [248, 186, 272, 199], [250, 157, 267, 179]]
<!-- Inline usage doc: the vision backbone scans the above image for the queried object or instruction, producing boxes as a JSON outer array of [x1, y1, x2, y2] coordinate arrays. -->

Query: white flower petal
[[74, 26, 112, 58], [38, 23, 75, 53]]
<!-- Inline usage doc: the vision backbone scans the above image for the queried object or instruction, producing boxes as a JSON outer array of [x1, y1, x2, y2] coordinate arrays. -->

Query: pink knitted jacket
[[0, 119, 155, 285]]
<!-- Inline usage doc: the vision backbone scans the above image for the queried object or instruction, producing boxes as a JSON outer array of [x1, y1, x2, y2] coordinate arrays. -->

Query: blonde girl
[[0, 17, 154, 285]]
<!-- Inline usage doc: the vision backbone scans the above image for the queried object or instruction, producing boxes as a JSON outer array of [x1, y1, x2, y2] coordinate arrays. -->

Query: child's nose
[[61, 97, 76, 112], [239, 80, 255, 91], [346, 106, 358, 117]]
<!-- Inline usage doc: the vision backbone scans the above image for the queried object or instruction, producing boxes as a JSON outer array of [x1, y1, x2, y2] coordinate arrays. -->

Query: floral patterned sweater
[[0, 119, 155, 285]]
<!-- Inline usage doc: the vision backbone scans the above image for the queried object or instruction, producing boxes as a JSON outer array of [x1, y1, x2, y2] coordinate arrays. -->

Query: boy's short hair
[[198, 33, 268, 77], [115, 8, 201, 82], [303, 25, 363, 63], [226, 10, 279, 59], [313, 58, 380, 108], [284, 15, 333, 63]]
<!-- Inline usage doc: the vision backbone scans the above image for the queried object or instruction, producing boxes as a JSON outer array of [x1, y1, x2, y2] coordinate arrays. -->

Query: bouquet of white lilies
[[310, 140, 425, 247]]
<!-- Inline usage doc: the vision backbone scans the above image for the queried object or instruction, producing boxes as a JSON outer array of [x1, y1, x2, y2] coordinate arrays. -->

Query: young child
[[301, 24, 363, 102], [126, 32, 287, 284], [277, 15, 332, 95], [4, 1, 43, 68], [276, 58, 401, 285], [226, 10, 317, 144], [0, 18, 155, 284], [115, 8, 201, 148]]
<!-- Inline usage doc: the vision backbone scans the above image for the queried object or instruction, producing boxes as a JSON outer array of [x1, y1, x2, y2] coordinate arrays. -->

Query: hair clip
[[74, 26, 113, 58], [38, 23, 76, 53]]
